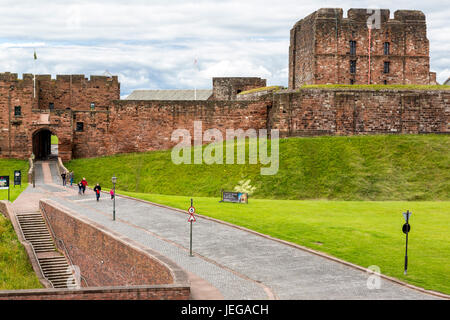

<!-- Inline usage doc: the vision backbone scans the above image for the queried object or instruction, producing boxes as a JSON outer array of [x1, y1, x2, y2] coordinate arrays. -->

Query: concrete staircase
[[16, 213, 74, 288]]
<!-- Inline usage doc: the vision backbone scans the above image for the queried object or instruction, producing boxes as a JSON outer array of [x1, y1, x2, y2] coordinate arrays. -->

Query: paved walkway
[[12, 161, 440, 300]]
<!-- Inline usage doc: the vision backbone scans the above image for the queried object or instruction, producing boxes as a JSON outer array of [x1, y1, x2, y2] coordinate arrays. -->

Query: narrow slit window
[[384, 61, 390, 74], [384, 42, 390, 55], [350, 60, 357, 74], [14, 106, 21, 116], [350, 40, 356, 55]]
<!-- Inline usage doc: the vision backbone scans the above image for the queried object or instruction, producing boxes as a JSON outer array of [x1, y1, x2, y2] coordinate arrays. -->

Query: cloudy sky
[[0, 0, 448, 97]]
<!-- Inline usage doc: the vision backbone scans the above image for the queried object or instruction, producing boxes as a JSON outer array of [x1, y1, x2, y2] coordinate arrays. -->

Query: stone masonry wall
[[271, 89, 449, 136], [0, 285, 190, 300], [212, 77, 267, 100], [1, 72, 448, 162], [289, 8, 433, 88], [72, 99, 270, 158], [40, 200, 181, 287], [37, 74, 120, 111]]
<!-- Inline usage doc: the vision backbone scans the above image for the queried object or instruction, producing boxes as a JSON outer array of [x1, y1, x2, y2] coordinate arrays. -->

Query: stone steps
[[16, 213, 76, 288]]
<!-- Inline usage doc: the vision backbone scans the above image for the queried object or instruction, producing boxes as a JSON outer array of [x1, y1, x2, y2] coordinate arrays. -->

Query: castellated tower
[[289, 8, 437, 89]]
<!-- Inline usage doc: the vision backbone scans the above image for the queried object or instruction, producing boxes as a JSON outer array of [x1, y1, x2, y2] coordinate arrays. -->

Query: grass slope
[[118, 192, 450, 295], [0, 215, 43, 290], [0, 159, 29, 202], [65, 135, 450, 201]]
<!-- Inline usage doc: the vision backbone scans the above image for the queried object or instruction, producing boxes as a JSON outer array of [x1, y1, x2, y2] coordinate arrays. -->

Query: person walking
[[110, 189, 115, 200], [93, 183, 101, 202], [81, 178, 88, 195], [77, 181, 83, 195], [69, 171, 74, 187], [61, 171, 67, 187]]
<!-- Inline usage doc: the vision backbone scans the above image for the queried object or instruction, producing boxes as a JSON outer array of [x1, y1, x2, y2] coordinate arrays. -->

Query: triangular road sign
[[403, 211, 412, 222]]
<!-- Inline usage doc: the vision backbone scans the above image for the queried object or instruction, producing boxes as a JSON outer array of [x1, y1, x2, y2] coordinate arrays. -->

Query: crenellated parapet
[[289, 8, 433, 88]]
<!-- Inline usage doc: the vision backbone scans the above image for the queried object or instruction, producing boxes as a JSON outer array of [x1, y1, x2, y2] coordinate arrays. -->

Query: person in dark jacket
[[61, 171, 67, 186], [93, 183, 101, 201]]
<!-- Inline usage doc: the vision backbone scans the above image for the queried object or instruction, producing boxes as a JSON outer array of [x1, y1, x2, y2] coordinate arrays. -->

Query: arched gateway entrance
[[32, 129, 57, 160]]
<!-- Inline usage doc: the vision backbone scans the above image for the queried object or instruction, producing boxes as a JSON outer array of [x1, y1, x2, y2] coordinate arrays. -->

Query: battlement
[[394, 10, 426, 22], [0, 73, 119, 86], [310, 8, 426, 25], [0, 72, 19, 81], [38, 74, 119, 84]]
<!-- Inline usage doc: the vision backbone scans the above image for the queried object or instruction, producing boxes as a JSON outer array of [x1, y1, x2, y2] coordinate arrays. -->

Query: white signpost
[[188, 200, 196, 257]]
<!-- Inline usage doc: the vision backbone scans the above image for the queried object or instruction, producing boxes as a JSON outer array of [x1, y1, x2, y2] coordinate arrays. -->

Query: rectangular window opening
[[350, 40, 356, 55], [350, 60, 357, 74], [14, 106, 21, 116], [384, 61, 390, 74], [76, 122, 84, 132], [384, 42, 390, 55]]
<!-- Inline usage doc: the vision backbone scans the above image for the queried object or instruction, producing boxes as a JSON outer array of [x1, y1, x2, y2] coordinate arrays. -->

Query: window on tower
[[350, 40, 356, 55], [384, 42, 390, 55], [384, 61, 390, 74], [350, 60, 357, 74]]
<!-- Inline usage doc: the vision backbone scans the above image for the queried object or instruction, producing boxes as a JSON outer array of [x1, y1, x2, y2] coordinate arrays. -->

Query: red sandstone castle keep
[[289, 8, 437, 88], [0, 8, 448, 162]]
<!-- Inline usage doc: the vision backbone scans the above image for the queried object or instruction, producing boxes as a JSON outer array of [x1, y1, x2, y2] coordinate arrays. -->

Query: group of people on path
[[60, 171, 114, 202]]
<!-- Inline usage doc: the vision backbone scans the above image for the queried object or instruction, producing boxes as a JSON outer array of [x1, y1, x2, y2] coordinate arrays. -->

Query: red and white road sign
[[188, 206, 196, 222]]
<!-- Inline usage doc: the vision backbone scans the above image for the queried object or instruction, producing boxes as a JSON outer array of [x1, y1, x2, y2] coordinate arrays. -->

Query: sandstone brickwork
[[212, 77, 266, 100], [289, 8, 435, 88]]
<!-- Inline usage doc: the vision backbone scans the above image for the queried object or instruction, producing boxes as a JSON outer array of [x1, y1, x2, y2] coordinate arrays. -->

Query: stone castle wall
[[289, 8, 435, 88], [0, 72, 448, 161], [271, 89, 449, 136]]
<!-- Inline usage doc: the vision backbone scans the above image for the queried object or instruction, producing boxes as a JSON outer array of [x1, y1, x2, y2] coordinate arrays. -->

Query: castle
[[0, 8, 448, 161], [289, 8, 436, 88]]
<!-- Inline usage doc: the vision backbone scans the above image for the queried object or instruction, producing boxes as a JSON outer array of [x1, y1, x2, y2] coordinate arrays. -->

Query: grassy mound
[[65, 135, 449, 201], [0, 215, 43, 290]]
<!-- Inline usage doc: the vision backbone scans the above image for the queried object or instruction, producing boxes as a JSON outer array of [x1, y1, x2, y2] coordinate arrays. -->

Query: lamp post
[[112, 175, 117, 221]]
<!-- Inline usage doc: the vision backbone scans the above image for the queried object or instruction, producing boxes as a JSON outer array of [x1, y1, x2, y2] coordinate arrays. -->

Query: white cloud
[[0, 0, 449, 92]]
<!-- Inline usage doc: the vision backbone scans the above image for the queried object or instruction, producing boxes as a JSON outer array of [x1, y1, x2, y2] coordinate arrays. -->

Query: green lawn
[[0, 214, 43, 290], [0, 159, 29, 202], [65, 135, 450, 201], [51, 135, 58, 145], [0, 159, 40, 290], [119, 191, 450, 295]]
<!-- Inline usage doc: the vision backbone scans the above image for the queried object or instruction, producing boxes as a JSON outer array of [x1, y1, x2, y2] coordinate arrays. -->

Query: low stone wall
[[0, 285, 189, 300], [0, 200, 11, 220], [39, 199, 189, 299]]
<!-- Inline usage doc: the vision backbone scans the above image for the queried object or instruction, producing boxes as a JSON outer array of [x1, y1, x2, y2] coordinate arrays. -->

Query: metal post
[[190, 198, 193, 257], [113, 182, 116, 221], [404, 211, 409, 275]]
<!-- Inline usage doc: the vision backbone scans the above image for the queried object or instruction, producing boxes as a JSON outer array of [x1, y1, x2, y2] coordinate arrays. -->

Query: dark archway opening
[[32, 129, 55, 160]]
